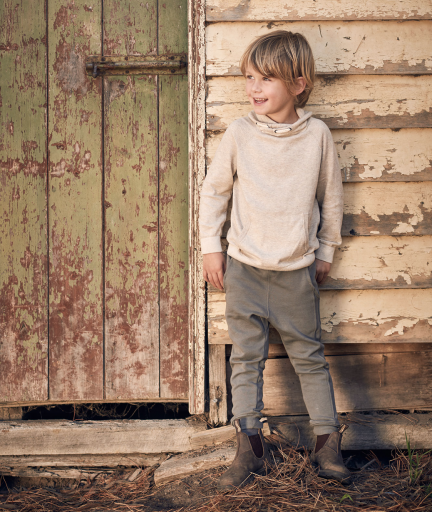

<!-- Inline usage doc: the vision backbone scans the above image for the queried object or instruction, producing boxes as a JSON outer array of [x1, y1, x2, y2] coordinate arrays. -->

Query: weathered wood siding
[[205, 1, 432, 415]]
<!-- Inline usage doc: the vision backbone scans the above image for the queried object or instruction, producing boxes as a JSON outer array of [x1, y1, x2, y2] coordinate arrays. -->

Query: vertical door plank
[[0, 0, 48, 402], [104, 75, 160, 399], [104, 1, 160, 399], [48, 1, 103, 400], [159, 0, 189, 398]]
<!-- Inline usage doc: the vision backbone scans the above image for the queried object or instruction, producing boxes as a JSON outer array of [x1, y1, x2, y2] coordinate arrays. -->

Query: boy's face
[[245, 66, 300, 123]]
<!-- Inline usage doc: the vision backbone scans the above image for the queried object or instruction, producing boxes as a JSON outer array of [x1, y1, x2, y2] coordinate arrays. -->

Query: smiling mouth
[[253, 98, 268, 104]]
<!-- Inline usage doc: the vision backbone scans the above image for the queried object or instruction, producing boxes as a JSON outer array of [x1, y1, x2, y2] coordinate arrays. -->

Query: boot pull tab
[[338, 424, 349, 434]]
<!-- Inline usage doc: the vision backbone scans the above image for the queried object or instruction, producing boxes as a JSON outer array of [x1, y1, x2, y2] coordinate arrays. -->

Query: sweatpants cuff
[[233, 416, 263, 431], [314, 425, 340, 436]]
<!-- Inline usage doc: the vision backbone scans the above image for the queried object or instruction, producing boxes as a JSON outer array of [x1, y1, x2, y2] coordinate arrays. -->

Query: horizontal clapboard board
[[207, 1, 432, 22], [206, 75, 432, 130], [206, 21, 432, 75]]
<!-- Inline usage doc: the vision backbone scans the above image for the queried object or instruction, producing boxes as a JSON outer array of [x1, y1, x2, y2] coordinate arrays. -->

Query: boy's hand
[[203, 252, 226, 290], [315, 258, 331, 285]]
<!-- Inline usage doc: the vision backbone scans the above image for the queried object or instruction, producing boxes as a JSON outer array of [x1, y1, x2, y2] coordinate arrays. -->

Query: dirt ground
[[1, 438, 432, 512]]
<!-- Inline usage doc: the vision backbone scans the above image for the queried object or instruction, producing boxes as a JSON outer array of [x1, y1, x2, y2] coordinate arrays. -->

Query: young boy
[[199, 30, 351, 490]]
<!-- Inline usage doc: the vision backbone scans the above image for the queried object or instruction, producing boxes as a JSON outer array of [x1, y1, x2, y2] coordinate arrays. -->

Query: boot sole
[[216, 465, 269, 492], [316, 468, 352, 485]]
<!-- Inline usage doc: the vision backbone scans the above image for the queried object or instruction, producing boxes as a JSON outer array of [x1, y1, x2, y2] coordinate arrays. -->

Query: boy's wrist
[[315, 243, 335, 264], [201, 236, 223, 255]]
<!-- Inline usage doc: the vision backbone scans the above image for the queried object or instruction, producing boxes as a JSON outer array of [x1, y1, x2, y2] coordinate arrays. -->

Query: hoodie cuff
[[315, 243, 335, 264], [201, 236, 223, 255]]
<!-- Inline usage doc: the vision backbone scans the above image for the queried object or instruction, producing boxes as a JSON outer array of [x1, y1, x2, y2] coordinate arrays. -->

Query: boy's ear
[[294, 77, 307, 96]]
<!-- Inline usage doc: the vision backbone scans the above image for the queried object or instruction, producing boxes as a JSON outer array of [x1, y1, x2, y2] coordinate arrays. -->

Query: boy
[[199, 31, 351, 490]]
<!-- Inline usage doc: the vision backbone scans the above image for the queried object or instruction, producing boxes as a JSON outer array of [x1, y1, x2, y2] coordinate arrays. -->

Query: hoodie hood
[[248, 108, 313, 137]]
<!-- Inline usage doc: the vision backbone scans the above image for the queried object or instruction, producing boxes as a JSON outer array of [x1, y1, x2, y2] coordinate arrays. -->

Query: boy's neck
[[262, 106, 299, 125]]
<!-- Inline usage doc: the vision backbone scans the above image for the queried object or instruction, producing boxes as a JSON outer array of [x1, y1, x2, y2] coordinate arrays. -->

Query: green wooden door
[[0, 0, 189, 403]]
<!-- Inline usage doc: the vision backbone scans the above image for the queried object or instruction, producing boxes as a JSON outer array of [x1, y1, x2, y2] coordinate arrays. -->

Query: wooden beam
[[206, 21, 432, 76], [188, 0, 207, 415], [261, 352, 432, 416], [269, 412, 432, 450], [206, 0, 432, 22], [209, 345, 228, 426], [0, 453, 162, 469], [154, 447, 236, 485], [0, 419, 207, 456], [207, 75, 432, 130]]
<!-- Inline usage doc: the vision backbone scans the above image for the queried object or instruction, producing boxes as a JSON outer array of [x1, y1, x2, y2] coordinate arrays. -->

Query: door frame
[[187, 0, 206, 414]]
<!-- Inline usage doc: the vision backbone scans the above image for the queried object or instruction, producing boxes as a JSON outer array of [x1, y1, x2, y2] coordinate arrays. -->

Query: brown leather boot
[[217, 419, 271, 491], [310, 424, 352, 484]]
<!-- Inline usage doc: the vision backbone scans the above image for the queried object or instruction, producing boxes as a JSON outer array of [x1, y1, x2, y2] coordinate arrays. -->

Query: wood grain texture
[[207, 128, 432, 182], [48, 0, 103, 401], [269, 413, 432, 450], [261, 352, 432, 415], [207, 0, 432, 22], [188, 0, 207, 414], [0, 419, 207, 456], [104, 75, 160, 400], [154, 447, 236, 485], [206, 75, 432, 130], [328, 236, 432, 289], [158, 0, 189, 399], [103, 0, 157, 55], [208, 289, 432, 344], [342, 182, 432, 236], [207, 21, 432, 76], [209, 345, 228, 426], [0, 0, 48, 402]]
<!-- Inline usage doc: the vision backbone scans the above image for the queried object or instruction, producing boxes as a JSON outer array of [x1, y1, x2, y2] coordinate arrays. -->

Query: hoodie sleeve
[[315, 125, 344, 264], [199, 124, 237, 254]]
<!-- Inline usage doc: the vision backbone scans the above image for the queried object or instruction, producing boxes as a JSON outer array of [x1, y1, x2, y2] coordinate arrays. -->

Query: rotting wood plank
[[158, 0, 189, 399], [0, 453, 162, 469], [206, 75, 432, 130], [207, 21, 432, 76], [268, 413, 432, 450], [206, 0, 432, 22], [154, 447, 236, 485], [207, 128, 432, 182], [208, 288, 432, 344], [0, 419, 207, 456], [159, 74, 189, 399], [103, 2, 160, 400], [0, 0, 48, 403], [0, 408, 22, 421], [48, 0, 103, 401], [260, 353, 432, 416], [209, 345, 228, 426]]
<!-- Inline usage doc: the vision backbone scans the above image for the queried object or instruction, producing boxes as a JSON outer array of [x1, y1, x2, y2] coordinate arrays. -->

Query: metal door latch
[[86, 54, 187, 77]]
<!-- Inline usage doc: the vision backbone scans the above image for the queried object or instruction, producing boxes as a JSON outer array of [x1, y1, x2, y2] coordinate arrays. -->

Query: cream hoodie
[[199, 108, 344, 271]]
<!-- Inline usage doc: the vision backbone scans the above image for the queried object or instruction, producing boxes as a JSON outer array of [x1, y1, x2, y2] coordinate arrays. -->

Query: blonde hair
[[239, 30, 315, 108]]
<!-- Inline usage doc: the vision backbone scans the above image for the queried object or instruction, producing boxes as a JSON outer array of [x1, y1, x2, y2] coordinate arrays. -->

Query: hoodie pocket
[[237, 210, 309, 266]]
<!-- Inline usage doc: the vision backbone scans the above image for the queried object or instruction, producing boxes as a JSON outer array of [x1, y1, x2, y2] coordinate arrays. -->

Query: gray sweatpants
[[224, 254, 340, 436]]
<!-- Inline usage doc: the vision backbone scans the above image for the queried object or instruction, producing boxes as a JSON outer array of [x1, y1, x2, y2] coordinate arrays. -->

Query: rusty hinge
[[85, 54, 187, 77]]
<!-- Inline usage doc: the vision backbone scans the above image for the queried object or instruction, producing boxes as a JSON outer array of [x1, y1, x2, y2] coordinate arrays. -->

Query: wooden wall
[[204, 1, 432, 422]]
